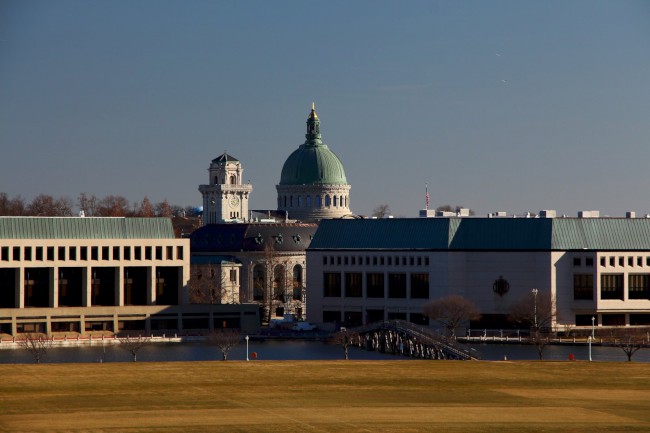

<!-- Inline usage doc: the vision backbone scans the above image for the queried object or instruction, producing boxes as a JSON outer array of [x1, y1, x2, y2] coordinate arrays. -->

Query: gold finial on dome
[[310, 102, 318, 120]]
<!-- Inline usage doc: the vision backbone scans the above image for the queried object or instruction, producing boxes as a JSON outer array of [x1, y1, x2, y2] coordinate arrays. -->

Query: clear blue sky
[[1, 1, 649, 217]]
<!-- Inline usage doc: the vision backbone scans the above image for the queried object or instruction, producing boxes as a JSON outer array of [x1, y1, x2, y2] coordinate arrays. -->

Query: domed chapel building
[[276, 104, 352, 222]]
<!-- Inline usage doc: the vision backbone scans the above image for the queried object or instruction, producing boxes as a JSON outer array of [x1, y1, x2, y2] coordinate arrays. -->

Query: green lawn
[[1, 360, 649, 432]]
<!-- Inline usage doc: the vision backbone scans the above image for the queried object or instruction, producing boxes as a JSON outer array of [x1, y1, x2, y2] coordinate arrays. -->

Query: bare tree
[[330, 328, 360, 360], [155, 199, 173, 217], [189, 265, 227, 304], [371, 204, 391, 218], [0, 193, 27, 215], [117, 334, 151, 362], [96, 195, 130, 217], [422, 295, 481, 338], [78, 192, 98, 216], [509, 289, 556, 360], [208, 329, 241, 361], [18, 333, 53, 364], [138, 196, 155, 217], [435, 204, 475, 215], [607, 327, 650, 362]]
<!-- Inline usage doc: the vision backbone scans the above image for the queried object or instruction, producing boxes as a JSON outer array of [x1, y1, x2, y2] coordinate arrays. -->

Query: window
[[325, 195, 330, 207], [573, 274, 594, 300], [387, 257, 392, 266], [602, 314, 625, 326], [425, 257, 429, 266], [322, 256, 327, 265], [410, 257, 414, 266], [388, 273, 407, 298], [68, 246, 76, 261], [134, 247, 141, 260], [156, 246, 162, 260], [373, 257, 377, 266], [230, 269, 237, 282], [166, 246, 173, 260], [306, 196, 311, 207], [601, 274, 624, 300], [337, 256, 341, 265], [292, 265, 303, 300], [410, 273, 429, 298], [628, 257, 634, 267], [344, 256, 348, 266], [252, 265, 265, 301], [145, 247, 152, 260], [323, 273, 341, 297], [24, 247, 32, 261], [619, 257, 624, 267], [351, 256, 356, 265], [1, 246, 8, 261], [345, 273, 362, 297], [35, 247, 43, 261], [380, 257, 384, 266], [102, 246, 110, 260], [638, 257, 643, 267], [573, 257, 581, 267], [586, 257, 593, 267], [13, 246, 20, 261], [91, 247, 99, 261], [629, 274, 650, 300], [600, 257, 606, 267], [417, 257, 422, 266], [609, 257, 615, 267], [113, 246, 120, 260], [323, 311, 341, 323], [80, 247, 87, 261], [367, 273, 384, 298], [176, 246, 183, 260], [124, 246, 131, 260]]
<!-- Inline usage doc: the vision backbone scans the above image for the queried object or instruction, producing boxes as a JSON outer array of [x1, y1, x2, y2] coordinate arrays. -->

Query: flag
[[425, 184, 430, 210]]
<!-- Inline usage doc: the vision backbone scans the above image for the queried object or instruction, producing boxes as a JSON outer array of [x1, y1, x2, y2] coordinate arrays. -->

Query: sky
[[1, 1, 649, 218]]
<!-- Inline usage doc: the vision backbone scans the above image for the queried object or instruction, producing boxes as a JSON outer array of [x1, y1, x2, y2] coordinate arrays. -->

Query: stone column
[[82, 267, 91, 307], [148, 267, 156, 305], [117, 266, 124, 307], [16, 268, 23, 308], [51, 267, 58, 308]]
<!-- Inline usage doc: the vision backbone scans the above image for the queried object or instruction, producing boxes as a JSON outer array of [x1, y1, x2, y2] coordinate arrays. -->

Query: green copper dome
[[279, 104, 348, 186]]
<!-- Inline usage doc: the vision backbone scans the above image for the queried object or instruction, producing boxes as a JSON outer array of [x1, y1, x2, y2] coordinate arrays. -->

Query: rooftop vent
[[539, 210, 556, 218], [626, 211, 636, 219]]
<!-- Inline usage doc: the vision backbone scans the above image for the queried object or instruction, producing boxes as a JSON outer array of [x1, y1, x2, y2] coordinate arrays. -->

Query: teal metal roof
[[310, 218, 650, 251], [0, 217, 175, 239]]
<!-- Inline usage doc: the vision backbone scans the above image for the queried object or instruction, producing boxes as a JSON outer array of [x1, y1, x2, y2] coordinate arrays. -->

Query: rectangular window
[[135, 247, 142, 260], [68, 246, 76, 261], [344, 256, 348, 266], [345, 273, 362, 297], [2, 246, 10, 261], [323, 311, 341, 323], [600, 257, 606, 267], [573, 257, 581, 267], [24, 247, 32, 261], [156, 246, 163, 260], [601, 274, 624, 300], [176, 246, 183, 260], [13, 246, 21, 261], [124, 246, 131, 260], [35, 247, 43, 261], [425, 257, 429, 266], [388, 273, 407, 298], [230, 269, 237, 282], [80, 247, 87, 261], [145, 247, 152, 260], [638, 257, 643, 267], [647, 257, 650, 267], [417, 257, 422, 266], [166, 246, 173, 260], [365, 256, 370, 265], [586, 257, 594, 267], [91, 247, 99, 261], [351, 256, 356, 265], [323, 273, 341, 297], [367, 273, 384, 298], [410, 257, 414, 266], [628, 257, 634, 267], [573, 274, 594, 300], [380, 257, 384, 266], [609, 257, 615, 267], [410, 273, 430, 299], [337, 256, 341, 265], [629, 274, 650, 300], [619, 257, 624, 267], [373, 257, 377, 266], [322, 256, 327, 265], [58, 246, 66, 261], [113, 246, 120, 260], [387, 257, 392, 266], [102, 246, 109, 260]]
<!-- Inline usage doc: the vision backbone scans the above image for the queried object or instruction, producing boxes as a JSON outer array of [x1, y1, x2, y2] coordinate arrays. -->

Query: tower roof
[[211, 152, 239, 164], [278, 104, 348, 186]]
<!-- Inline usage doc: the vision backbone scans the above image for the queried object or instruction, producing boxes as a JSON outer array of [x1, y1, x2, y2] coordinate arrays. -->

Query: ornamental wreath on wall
[[492, 276, 510, 296]]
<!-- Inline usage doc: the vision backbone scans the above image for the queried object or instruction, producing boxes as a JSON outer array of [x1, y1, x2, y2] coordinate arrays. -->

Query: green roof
[[0, 217, 175, 239], [310, 218, 650, 251]]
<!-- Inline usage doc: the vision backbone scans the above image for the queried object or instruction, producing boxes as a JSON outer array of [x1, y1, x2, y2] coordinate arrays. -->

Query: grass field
[[1, 360, 650, 432]]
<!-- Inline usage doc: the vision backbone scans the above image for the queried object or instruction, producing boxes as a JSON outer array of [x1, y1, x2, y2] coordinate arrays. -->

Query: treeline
[[0, 192, 197, 218]]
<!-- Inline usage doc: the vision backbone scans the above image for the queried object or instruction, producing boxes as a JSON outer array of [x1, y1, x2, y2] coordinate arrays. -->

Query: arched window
[[284, 196, 287, 207], [230, 175, 236, 185], [290, 196, 294, 207], [325, 195, 331, 207], [214, 176, 219, 185], [333, 196, 338, 207], [306, 195, 311, 207], [316, 196, 321, 208], [340, 196, 344, 208], [297, 196, 302, 207], [273, 265, 285, 301], [292, 264, 303, 300], [252, 265, 265, 301]]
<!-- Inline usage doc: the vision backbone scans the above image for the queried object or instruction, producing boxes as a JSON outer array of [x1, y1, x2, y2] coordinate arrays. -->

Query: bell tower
[[199, 152, 253, 225]]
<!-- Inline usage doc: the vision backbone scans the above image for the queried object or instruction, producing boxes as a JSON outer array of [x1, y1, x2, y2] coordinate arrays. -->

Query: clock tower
[[199, 152, 252, 225]]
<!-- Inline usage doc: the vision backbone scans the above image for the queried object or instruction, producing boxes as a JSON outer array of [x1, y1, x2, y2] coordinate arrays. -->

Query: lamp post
[[245, 335, 249, 361], [588, 335, 592, 362], [591, 316, 595, 339], [531, 288, 539, 330]]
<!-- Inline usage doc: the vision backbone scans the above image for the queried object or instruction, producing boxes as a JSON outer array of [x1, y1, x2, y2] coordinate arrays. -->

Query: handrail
[[350, 320, 481, 360]]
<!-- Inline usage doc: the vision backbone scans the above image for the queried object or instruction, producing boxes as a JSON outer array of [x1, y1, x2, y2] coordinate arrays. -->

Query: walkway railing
[[350, 320, 481, 360]]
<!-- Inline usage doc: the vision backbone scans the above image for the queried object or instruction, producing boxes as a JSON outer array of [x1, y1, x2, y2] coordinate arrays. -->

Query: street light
[[591, 316, 595, 339], [245, 335, 250, 361], [531, 288, 539, 330], [588, 335, 592, 362]]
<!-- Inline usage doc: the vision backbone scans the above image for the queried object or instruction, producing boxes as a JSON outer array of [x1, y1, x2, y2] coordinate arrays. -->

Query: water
[[1, 339, 648, 364]]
